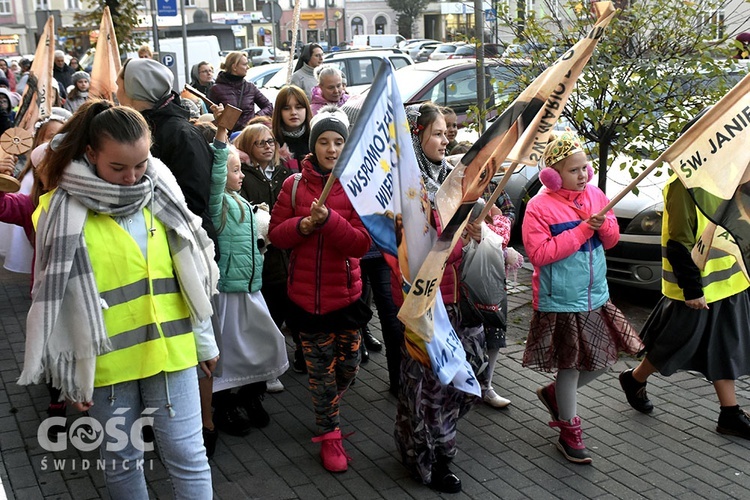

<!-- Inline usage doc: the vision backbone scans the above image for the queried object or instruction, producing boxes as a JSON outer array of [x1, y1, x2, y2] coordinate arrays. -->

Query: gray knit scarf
[[19, 157, 218, 402]]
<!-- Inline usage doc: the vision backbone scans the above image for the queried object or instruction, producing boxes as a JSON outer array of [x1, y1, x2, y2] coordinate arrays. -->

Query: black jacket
[[142, 93, 219, 257], [239, 162, 292, 284]]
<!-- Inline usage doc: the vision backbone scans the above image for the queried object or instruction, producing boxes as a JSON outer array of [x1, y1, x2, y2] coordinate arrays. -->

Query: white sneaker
[[483, 388, 511, 408], [266, 378, 284, 393]]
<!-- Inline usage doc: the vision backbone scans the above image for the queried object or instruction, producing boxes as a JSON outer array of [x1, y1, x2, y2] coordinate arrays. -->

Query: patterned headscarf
[[406, 104, 448, 203], [542, 128, 584, 168]]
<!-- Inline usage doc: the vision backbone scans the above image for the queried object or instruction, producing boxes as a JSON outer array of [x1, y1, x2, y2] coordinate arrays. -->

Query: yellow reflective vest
[[35, 193, 197, 387], [661, 177, 749, 303]]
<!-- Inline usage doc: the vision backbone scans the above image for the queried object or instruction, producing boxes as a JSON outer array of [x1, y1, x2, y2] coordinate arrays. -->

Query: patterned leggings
[[300, 328, 361, 434]]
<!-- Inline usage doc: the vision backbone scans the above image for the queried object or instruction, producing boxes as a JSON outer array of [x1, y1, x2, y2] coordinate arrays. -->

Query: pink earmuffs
[[539, 162, 594, 192]]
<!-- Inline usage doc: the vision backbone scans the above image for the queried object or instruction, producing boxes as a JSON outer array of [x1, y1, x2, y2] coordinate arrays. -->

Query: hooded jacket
[[268, 157, 371, 315], [209, 144, 264, 293], [208, 72, 273, 132], [522, 185, 619, 312], [141, 92, 219, 254], [189, 63, 214, 95]]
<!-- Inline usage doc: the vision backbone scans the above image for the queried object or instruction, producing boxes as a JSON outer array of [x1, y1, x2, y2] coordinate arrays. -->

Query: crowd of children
[[1, 46, 748, 497]]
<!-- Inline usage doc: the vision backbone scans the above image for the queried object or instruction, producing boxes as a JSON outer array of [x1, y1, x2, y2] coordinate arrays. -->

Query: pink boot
[[536, 382, 559, 422], [549, 416, 592, 464], [311, 429, 351, 472]]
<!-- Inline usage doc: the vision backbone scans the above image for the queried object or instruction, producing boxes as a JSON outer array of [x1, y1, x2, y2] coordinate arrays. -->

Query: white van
[[79, 35, 222, 92], [352, 34, 406, 50], [156, 35, 222, 90]]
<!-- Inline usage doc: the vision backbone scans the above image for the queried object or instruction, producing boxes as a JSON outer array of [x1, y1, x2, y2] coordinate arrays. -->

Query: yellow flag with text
[[665, 73, 750, 278]]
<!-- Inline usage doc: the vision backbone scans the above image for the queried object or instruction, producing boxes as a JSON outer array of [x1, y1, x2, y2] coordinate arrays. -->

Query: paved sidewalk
[[1, 262, 750, 499]]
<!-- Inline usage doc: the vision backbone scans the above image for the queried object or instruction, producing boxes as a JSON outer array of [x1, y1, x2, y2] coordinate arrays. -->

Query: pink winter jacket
[[522, 186, 619, 311], [0, 191, 35, 243], [310, 86, 350, 115], [268, 157, 371, 315]]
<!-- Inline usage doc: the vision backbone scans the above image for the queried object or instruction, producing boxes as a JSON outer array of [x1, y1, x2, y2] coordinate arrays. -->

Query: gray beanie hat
[[122, 58, 173, 103], [309, 105, 350, 151], [71, 71, 90, 84]]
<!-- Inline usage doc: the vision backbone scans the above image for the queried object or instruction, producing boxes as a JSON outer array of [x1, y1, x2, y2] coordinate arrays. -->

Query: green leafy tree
[[495, 0, 745, 191], [73, 0, 147, 55], [387, 0, 431, 38]]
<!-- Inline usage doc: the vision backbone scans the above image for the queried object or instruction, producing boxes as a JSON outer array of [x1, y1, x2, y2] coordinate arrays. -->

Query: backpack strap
[[291, 173, 302, 210]]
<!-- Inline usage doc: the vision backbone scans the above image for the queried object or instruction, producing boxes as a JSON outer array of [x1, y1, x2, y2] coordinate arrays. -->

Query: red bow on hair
[[411, 123, 424, 135]]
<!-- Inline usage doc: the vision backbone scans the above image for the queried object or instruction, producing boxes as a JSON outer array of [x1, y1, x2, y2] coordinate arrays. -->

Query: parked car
[[414, 43, 440, 62], [429, 43, 463, 61], [243, 46, 289, 65], [244, 62, 286, 87], [322, 49, 413, 95], [404, 39, 441, 59], [379, 59, 531, 126], [445, 43, 505, 60], [260, 49, 413, 102]]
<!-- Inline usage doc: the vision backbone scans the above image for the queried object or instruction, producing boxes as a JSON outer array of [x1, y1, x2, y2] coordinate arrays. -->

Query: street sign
[[261, 1, 282, 22], [161, 52, 175, 67], [485, 8, 496, 22], [157, 0, 177, 17]]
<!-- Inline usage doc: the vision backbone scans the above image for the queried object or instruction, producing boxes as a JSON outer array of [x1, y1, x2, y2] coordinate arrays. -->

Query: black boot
[[619, 368, 653, 413], [203, 427, 218, 459], [239, 382, 270, 428], [213, 390, 252, 437], [429, 456, 462, 494], [293, 345, 307, 374], [360, 341, 369, 364], [717, 405, 750, 440], [362, 325, 383, 352]]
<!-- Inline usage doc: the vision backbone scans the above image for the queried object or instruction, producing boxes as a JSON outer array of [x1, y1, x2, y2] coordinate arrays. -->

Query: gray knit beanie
[[122, 58, 173, 103], [71, 71, 90, 84], [309, 105, 349, 150]]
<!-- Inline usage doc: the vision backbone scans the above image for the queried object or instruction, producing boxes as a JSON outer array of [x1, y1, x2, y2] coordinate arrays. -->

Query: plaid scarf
[[19, 157, 218, 403]]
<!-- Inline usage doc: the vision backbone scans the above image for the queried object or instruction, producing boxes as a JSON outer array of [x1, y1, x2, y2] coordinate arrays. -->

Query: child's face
[[315, 131, 345, 172], [226, 154, 244, 191], [556, 152, 590, 191], [87, 135, 150, 186], [0, 95, 9, 112], [281, 96, 306, 129], [41, 121, 63, 143], [444, 112, 458, 142], [421, 115, 449, 163], [75, 79, 90, 92], [251, 129, 276, 165]]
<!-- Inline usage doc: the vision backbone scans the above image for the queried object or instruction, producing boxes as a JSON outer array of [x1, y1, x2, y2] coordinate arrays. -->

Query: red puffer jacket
[[269, 157, 371, 315]]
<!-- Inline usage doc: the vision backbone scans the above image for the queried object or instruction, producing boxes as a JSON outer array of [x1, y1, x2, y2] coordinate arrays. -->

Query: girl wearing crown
[[521, 130, 642, 465]]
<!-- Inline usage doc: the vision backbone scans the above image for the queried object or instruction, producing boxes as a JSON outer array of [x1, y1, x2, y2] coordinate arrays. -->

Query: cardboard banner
[[89, 6, 121, 102]]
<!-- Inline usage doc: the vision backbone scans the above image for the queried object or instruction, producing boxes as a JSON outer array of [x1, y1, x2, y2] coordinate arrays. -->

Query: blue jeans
[[88, 368, 212, 500]]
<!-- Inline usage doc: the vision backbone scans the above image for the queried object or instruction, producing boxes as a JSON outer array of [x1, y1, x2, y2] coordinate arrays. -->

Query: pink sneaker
[[549, 416, 592, 464], [312, 429, 351, 472]]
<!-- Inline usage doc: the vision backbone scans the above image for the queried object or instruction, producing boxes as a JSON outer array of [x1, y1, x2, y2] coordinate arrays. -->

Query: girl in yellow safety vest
[[19, 100, 220, 500]]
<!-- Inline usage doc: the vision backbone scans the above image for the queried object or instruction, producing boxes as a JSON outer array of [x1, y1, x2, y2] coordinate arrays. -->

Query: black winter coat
[[239, 162, 292, 285], [142, 93, 219, 256]]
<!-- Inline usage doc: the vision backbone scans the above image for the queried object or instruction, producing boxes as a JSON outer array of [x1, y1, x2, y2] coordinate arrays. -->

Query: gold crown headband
[[542, 129, 584, 167]]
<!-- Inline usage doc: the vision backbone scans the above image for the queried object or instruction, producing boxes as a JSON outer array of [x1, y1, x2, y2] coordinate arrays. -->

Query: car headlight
[[625, 202, 663, 234]]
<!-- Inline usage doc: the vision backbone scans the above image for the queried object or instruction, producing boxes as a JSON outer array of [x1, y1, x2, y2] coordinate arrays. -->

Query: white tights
[[555, 368, 606, 421]]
